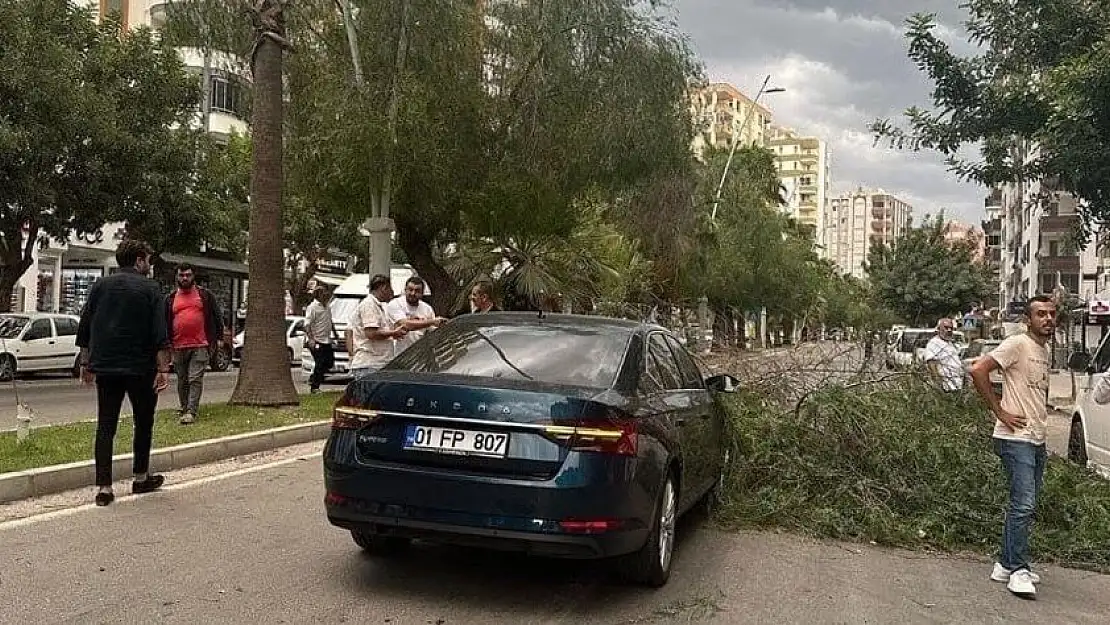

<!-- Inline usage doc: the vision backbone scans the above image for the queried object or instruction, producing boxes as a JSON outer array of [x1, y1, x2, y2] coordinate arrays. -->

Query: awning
[[311, 273, 346, 286], [161, 253, 248, 275]]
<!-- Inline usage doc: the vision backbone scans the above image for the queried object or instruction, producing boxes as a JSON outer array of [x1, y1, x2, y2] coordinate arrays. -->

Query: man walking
[[347, 274, 407, 378], [165, 263, 224, 424], [924, 318, 965, 392], [970, 295, 1055, 598], [304, 286, 335, 393], [77, 240, 172, 507], [386, 276, 444, 355]]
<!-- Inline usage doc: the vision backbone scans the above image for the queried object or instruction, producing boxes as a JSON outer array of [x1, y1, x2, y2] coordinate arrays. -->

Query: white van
[[301, 268, 430, 379]]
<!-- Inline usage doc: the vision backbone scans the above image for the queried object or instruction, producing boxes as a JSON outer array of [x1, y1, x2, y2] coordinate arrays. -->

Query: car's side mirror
[[1068, 351, 1092, 373], [706, 374, 740, 393]]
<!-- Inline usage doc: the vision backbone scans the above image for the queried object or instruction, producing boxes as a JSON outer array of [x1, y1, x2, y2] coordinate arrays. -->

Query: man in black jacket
[[164, 263, 224, 424], [77, 239, 172, 507]]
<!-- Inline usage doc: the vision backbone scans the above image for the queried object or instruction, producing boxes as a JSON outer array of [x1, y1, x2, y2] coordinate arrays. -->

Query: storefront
[[158, 253, 248, 328]]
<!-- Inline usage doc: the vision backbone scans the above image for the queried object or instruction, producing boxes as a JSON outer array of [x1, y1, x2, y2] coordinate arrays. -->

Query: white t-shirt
[[303, 300, 333, 345], [923, 335, 965, 391], [385, 297, 436, 354], [348, 295, 395, 370]]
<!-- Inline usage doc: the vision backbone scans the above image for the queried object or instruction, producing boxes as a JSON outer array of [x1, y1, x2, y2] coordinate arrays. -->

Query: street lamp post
[[709, 75, 785, 222]]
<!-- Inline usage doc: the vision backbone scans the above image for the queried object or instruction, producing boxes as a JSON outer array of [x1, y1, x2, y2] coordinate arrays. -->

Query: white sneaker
[[1006, 569, 1037, 598], [991, 562, 1040, 584]]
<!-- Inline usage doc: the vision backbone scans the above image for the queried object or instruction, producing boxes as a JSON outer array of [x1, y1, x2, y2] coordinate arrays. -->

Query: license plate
[[403, 424, 509, 458]]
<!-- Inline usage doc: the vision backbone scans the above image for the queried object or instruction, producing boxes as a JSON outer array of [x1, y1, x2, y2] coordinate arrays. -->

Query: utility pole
[[339, 0, 403, 279]]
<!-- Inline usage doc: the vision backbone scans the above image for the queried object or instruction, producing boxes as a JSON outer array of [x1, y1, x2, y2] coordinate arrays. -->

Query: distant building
[[942, 220, 986, 262], [981, 190, 1004, 308], [767, 126, 830, 243], [689, 82, 773, 155], [824, 188, 913, 280]]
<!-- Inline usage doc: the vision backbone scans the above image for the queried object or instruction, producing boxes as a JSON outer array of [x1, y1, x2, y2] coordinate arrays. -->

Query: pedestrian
[[347, 274, 407, 378], [164, 263, 224, 424], [924, 318, 964, 392], [76, 239, 171, 507], [469, 280, 500, 313], [304, 285, 335, 394], [969, 295, 1055, 598], [386, 276, 445, 355]]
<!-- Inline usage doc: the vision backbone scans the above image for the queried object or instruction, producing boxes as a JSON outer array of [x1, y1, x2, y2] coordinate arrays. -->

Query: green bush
[[717, 377, 1110, 572]]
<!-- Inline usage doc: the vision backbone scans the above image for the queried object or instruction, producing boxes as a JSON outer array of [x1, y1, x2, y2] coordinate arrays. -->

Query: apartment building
[[981, 191, 1004, 308], [690, 82, 773, 154], [767, 126, 829, 242], [10, 1, 251, 317], [998, 176, 1100, 309], [824, 188, 913, 280]]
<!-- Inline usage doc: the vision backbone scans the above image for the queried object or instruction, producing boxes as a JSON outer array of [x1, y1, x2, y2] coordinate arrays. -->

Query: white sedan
[[1068, 335, 1110, 479], [0, 313, 83, 381], [232, 316, 306, 367]]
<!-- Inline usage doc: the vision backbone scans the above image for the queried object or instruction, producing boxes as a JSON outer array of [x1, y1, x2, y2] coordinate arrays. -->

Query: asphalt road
[[1, 452, 1107, 624], [0, 369, 320, 430]]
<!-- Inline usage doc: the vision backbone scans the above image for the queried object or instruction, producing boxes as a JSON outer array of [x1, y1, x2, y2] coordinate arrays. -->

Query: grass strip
[[0, 391, 339, 474], [717, 377, 1110, 573]]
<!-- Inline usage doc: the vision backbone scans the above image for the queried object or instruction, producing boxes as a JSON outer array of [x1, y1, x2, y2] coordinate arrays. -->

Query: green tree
[[0, 1, 204, 311], [871, 2, 1110, 237], [866, 215, 994, 326]]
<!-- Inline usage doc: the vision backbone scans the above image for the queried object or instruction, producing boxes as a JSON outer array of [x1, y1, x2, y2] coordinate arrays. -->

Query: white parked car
[[0, 313, 83, 381], [1068, 335, 1110, 478], [232, 316, 306, 367]]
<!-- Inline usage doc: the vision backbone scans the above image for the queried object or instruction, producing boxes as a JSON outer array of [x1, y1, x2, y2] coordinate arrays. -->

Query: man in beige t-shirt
[[970, 295, 1056, 599]]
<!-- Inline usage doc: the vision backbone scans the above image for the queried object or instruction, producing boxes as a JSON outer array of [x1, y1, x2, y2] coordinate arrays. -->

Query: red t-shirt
[[172, 289, 208, 349]]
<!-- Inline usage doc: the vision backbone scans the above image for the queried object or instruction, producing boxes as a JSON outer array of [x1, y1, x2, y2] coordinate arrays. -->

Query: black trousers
[[95, 373, 158, 487], [309, 343, 335, 390]]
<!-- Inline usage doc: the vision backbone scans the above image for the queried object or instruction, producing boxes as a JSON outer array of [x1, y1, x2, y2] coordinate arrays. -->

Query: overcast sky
[[671, 0, 986, 225]]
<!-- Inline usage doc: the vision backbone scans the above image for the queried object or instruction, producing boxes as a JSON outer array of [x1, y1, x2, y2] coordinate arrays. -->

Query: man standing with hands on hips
[[970, 295, 1055, 599], [77, 240, 172, 507]]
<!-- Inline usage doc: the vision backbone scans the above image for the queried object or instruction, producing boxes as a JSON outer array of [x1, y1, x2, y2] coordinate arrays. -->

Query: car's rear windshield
[[386, 321, 632, 389]]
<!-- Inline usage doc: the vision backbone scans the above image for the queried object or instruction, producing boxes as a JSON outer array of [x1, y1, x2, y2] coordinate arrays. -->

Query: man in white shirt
[[924, 318, 965, 392], [347, 274, 408, 378], [386, 276, 445, 355], [303, 286, 334, 394]]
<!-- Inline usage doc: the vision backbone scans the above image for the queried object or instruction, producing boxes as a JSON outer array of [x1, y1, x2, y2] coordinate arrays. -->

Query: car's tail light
[[559, 518, 624, 534], [543, 419, 638, 456], [332, 399, 380, 430]]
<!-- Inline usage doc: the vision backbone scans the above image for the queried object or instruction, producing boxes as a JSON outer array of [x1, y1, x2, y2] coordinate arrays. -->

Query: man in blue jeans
[[970, 295, 1056, 599]]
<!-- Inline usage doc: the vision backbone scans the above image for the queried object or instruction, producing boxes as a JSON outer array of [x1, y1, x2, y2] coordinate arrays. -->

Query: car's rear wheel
[[1068, 417, 1089, 466], [616, 471, 677, 588], [351, 529, 411, 555]]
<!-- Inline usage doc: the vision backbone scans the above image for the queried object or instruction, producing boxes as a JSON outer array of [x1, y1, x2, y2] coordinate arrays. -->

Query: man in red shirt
[[164, 263, 224, 424]]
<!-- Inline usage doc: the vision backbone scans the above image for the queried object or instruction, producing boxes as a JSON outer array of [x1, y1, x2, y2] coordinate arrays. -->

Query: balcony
[[1039, 255, 1080, 274], [1040, 214, 1078, 233], [872, 206, 890, 219]]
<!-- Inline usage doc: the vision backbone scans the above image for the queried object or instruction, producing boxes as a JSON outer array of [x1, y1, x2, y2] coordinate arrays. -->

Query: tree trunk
[[231, 4, 298, 407], [0, 222, 38, 314], [397, 227, 457, 316]]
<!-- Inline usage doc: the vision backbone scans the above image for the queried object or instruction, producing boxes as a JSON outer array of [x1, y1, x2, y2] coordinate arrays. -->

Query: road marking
[[0, 451, 322, 531]]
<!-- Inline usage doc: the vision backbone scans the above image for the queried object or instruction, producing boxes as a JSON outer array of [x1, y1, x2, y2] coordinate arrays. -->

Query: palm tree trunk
[[231, 0, 298, 406]]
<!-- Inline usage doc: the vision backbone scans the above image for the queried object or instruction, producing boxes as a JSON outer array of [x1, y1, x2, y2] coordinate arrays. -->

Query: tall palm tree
[[230, 0, 298, 406]]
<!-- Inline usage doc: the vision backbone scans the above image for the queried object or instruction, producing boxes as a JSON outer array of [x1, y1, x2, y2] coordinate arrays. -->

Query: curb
[[0, 420, 331, 504]]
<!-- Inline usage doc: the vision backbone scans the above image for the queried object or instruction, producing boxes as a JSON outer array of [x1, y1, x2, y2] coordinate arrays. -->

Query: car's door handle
[[48, 341, 55, 345]]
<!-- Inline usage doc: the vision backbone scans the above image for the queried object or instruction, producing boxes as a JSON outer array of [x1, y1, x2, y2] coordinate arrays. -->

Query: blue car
[[323, 312, 738, 587]]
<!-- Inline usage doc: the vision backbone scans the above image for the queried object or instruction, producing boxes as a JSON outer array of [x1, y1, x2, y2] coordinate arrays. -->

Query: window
[[210, 75, 245, 116], [55, 317, 79, 337], [647, 334, 682, 390], [1093, 334, 1110, 373], [386, 322, 633, 390], [665, 335, 705, 389], [24, 319, 53, 341], [1048, 240, 1060, 257]]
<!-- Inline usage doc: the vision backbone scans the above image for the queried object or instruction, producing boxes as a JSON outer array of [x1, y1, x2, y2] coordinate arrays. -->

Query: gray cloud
[[670, 1, 988, 225]]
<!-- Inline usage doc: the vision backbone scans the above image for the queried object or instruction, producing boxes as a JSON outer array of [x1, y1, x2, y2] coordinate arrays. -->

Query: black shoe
[[95, 492, 115, 506], [132, 474, 165, 495]]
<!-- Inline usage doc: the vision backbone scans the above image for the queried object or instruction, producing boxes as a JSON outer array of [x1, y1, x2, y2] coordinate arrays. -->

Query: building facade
[[823, 188, 913, 280], [998, 176, 1099, 308], [767, 126, 829, 242], [981, 190, 1004, 308], [9, 1, 252, 317], [690, 82, 773, 154]]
